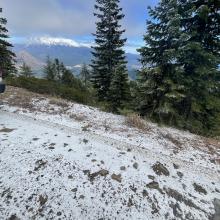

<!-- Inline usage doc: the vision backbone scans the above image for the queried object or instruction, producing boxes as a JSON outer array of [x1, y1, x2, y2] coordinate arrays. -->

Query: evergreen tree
[[177, 0, 220, 133], [44, 56, 55, 81], [53, 58, 65, 82], [61, 68, 75, 87], [138, 0, 220, 135], [108, 65, 130, 112], [137, 0, 185, 123], [91, 0, 127, 101], [80, 63, 90, 86], [20, 62, 33, 77], [0, 8, 16, 78]]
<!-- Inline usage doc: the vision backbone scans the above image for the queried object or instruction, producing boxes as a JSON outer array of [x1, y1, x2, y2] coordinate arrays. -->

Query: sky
[[1, 0, 158, 54]]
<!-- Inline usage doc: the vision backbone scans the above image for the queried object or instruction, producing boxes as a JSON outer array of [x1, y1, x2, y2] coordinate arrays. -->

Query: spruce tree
[[20, 62, 33, 77], [91, 0, 127, 101], [0, 8, 16, 78], [137, 0, 185, 123], [80, 63, 90, 86], [61, 68, 75, 87], [177, 0, 220, 134], [44, 56, 55, 81], [108, 65, 130, 112], [53, 58, 64, 82], [138, 0, 220, 135]]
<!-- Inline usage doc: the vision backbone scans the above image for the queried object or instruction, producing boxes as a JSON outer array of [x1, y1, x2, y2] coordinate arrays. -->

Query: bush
[[125, 113, 148, 131], [6, 76, 94, 105]]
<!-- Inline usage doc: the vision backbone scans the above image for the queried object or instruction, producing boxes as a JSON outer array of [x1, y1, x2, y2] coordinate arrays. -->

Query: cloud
[[1, 0, 95, 36], [1, 0, 157, 38], [28, 36, 93, 48]]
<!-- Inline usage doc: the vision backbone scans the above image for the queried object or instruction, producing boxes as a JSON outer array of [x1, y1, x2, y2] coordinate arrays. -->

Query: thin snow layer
[[0, 111, 219, 220], [0, 87, 220, 219]]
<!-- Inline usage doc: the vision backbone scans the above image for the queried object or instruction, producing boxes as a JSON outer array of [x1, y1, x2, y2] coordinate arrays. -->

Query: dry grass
[[49, 98, 69, 108], [161, 133, 182, 149], [125, 113, 147, 131], [69, 113, 87, 122]]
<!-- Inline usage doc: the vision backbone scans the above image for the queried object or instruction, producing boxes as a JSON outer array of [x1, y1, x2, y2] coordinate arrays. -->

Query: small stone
[[83, 139, 89, 144], [148, 175, 155, 180], [111, 174, 122, 183], [193, 183, 207, 195], [57, 211, 62, 216], [173, 163, 179, 169], [120, 166, 126, 171], [142, 189, 148, 197], [71, 188, 77, 193], [133, 162, 138, 169], [152, 162, 170, 176]]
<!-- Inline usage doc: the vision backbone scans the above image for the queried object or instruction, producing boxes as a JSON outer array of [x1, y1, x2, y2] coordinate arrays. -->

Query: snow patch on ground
[[0, 86, 219, 219]]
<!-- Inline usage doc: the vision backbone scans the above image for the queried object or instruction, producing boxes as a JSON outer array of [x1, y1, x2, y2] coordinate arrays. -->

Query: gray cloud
[[2, 0, 156, 38]]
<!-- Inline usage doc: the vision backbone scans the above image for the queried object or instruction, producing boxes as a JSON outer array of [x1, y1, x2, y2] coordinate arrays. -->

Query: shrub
[[125, 113, 147, 130], [6, 76, 94, 105]]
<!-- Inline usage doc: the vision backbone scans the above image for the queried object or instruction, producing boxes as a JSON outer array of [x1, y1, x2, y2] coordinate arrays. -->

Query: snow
[[0, 86, 220, 219], [28, 36, 92, 48]]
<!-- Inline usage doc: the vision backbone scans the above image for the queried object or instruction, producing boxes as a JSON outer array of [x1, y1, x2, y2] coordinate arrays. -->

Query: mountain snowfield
[[27, 36, 93, 48], [13, 36, 140, 78], [0, 86, 220, 220]]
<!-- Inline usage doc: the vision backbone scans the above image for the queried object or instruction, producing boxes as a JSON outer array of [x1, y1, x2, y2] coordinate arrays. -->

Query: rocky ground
[[0, 86, 219, 220]]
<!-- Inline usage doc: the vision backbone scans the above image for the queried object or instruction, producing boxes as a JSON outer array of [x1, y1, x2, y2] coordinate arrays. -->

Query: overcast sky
[[2, 0, 158, 54]]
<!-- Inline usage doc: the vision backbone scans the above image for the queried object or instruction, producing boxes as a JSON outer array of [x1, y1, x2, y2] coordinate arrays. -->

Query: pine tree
[[80, 63, 90, 86], [0, 8, 16, 78], [53, 58, 65, 82], [91, 0, 127, 101], [108, 65, 130, 112], [137, 0, 186, 123], [44, 56, 55, 81], [61, 68, 75, 86], [177, 0, 220, 134], [138, 0, 220, 135], [20, 62, 33, 77]]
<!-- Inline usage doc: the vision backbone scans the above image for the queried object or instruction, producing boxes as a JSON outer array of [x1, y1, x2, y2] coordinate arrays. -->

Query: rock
[[148, 175, 155, 180], [173, 163, 180, 169], [152, 162, 170, 176], [213, 199, 220, 220], [111, 174, 122, 183], [8, 214, 20, 220], [83, 139, 89, 144], [133, 162, 138, 169], [68, 175, 73, 179], [127, 197, 133, 207], [57, 211, 62, 216], [0, 128, 15, 133], [142, 189, 148, 197], [120, 166, 126, 171], [193, 183, 207, 195], [38, 195, 48, 206], [87, 169, 109, 182], [146, 181, 164, 194], [99, 169, 109, 176], [79, 195, 85, 199], [177, 171, 183, 178], [147, 181, 159, 189]]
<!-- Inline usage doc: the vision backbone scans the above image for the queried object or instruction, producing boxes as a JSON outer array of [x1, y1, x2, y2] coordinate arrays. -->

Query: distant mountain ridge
[[13, 43, 140, 79]]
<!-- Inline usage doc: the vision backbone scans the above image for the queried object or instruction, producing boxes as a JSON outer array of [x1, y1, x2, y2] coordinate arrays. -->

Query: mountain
[[13, 43, 140, 79], [16, 50, 45, 72]]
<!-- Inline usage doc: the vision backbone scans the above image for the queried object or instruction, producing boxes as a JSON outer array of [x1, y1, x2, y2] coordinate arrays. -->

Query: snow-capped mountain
[[13, 37, 140, 79], [27, 36, 93, 48]]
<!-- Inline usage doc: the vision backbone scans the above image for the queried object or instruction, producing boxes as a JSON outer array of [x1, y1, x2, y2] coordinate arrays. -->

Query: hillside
[[0, 86, 220, 220], [13, 43, 140, 79]]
